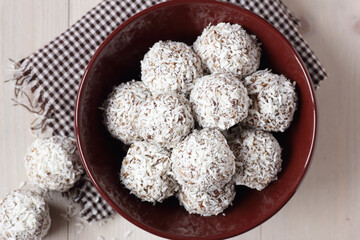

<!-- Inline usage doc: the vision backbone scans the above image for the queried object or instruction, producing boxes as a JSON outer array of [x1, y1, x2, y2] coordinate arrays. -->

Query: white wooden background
[[1, 0, 360, 239]]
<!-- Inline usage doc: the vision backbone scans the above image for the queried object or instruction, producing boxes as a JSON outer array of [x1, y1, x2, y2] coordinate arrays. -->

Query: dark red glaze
[[75, 1, 317, 239]]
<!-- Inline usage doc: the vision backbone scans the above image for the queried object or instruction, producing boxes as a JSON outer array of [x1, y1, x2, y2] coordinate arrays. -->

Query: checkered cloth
[[11, 0, 327, 222]]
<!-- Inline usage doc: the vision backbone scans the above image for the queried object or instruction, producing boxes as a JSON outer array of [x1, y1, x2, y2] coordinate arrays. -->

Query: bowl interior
[[76, 1, 316, 239]]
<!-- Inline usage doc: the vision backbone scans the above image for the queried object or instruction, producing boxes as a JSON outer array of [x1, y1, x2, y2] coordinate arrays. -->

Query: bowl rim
[[74, 0, 317, 239]]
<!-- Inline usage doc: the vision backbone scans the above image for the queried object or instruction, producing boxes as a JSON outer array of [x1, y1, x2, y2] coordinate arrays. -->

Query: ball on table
[[25, 136, 84, 192], [0, 190, 51, 240]]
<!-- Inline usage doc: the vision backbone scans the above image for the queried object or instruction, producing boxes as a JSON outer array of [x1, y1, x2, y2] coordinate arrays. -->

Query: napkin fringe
[[10, 59, 54, 136]]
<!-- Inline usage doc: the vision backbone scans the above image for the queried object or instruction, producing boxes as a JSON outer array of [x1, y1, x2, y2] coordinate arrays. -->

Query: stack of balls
[[103, 22, 297, 216]]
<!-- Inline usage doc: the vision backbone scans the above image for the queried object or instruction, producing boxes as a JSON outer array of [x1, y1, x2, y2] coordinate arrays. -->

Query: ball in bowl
[[190, 73, 250, 130], [171, 128, 235, 192], [103, 80, 150, 144], [141, 40, 203, 94], [194, 22, 261, 77], [242, 69, 297, 132], [120, 141, 178, 203], [228, 129, 283, 191], [137, 93, 194, 149]]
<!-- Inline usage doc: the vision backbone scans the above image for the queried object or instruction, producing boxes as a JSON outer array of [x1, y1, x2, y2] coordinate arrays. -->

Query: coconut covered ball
[[137, 93, 194, 148], [120, 141, 178, 203], [228, 129, 282, 191], [193, 22, 261, 77], [141, 41, 203, 94], [190, 73, 250, 130], [171, 128, 235, 192], [103, 80, 151, 144], [0, 190, 51, 240], [177, 182, 236, 216], [242, 69, 297, 132], [25, 136, 84, 192]]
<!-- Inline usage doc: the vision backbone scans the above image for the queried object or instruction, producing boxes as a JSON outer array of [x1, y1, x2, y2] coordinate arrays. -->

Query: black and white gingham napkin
[[11, 0, 327, 222]]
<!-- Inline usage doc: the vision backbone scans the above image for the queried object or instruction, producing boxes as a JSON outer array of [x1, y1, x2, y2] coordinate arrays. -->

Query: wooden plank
[[0, 1, 69, 240]]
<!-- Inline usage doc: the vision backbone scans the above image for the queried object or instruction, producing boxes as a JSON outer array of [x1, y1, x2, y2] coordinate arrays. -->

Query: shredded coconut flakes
[[171, 128, 235, 192], [103, 80, 151, 144], [24, 136, 84, 192], [242, 69, 297, 132], [137, 93, 194, 149], [18, 181, 27, 189], [190, 73, 250, 130], [228, 129, 282, 190], [141, 40, 203, 94], [193, 22, 261, 77], [178, 182, 236, 216], [98, 235, 105, 240], [120, 141, 178, 203], [0, 190, 51, 240], [124, 229, 133, 238]]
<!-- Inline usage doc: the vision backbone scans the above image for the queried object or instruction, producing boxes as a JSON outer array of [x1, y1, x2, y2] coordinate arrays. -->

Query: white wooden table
[[1, 0, 360, 239]]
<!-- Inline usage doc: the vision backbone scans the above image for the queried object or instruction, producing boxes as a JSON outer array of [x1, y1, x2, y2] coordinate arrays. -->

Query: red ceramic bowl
[[75, 0, 317, 239]]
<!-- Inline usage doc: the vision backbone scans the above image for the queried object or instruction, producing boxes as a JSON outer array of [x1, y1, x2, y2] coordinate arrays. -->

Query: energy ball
[[171, 128, 235, 192], [193, 22, 261, 77], [242, 69, 297, 132], [0, 190, 51, 240], [137, 93, 194, 148], [190, 73, 250, 130], [177, 182, 236, 216], [228, 129, 282, 191], [103, 80, 151, 144], [25, 136, 84, 192], [120, 141, 178, 203], [141, 40, 203, 94]]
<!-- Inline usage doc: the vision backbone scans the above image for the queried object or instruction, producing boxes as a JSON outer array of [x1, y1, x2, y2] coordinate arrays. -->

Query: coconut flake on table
[[190, 73, 250, 130], [97, 235, 105, 240], [171, 128, 235, 192], [18, 181, 27, 189], [103, 80, 151, 144], [242, 69, 297, 132], [193, 22, 261, 77], [177, 182, 236, 216], [0, 189, 51, 240], [24, 136, 84, 192], [124, 229, 133, 238], [137, 93, 194, 149], [120, 141, 178, 203], [228, 129, 282, 191], [141, 40, 203, 94]]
